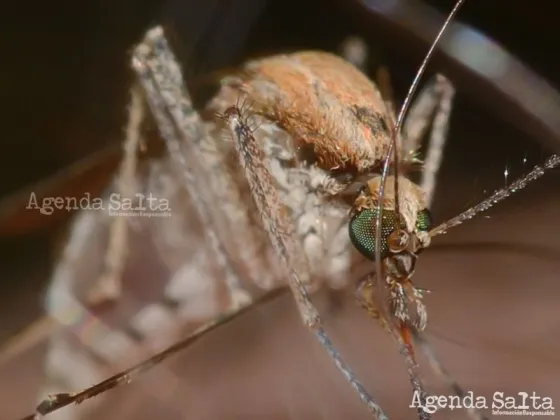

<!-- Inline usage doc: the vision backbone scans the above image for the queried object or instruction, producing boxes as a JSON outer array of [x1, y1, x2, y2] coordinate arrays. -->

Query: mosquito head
[[354, 0, 466, 341], [349, 175, 432, 271], [350, 174, 432, 333]]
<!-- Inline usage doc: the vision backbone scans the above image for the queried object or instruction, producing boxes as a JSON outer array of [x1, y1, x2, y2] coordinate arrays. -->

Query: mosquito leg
[[402, 78, 441, 158], [220, 105, 388, 419], [22, 289, 288, 420], [131, 27, 252, 311], [86, 86, 145, 304], [402, 75, 455, 207], [373, 65, 455, 208], [419, 75, 455, 207]]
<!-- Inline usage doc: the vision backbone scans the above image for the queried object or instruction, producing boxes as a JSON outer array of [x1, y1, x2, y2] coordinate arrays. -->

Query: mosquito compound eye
[[349, 208, 399, 261], [415, 209, 433, 232]]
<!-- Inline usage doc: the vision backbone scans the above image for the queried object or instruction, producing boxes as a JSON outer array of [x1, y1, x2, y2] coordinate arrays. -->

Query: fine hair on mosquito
[[12, 0, 560, 419]]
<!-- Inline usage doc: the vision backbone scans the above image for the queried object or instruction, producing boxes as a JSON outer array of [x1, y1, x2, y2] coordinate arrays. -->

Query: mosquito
[[11, 0, 560, 419]]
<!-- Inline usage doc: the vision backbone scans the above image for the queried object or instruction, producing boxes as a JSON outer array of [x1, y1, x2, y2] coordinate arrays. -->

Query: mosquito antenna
[[374, 0, 465, 300], [430, 154, 560, 237]]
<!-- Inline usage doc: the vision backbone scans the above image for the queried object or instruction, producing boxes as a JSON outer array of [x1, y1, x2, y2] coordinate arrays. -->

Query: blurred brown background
[[1, 0, 560, 419]]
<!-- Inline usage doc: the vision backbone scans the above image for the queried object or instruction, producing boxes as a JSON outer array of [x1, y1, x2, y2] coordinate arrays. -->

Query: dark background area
[[2, 0, 560, 198], [1, 0, 560, 419]]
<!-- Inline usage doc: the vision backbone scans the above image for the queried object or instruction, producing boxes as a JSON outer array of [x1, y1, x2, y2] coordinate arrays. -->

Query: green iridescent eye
[[415, 209, 433, 232], [349, 208, 399, 261]]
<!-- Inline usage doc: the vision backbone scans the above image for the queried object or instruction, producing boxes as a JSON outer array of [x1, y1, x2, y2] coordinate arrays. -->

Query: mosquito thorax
[[348, 175, 432, 263], [239, 51, 395, 173]]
